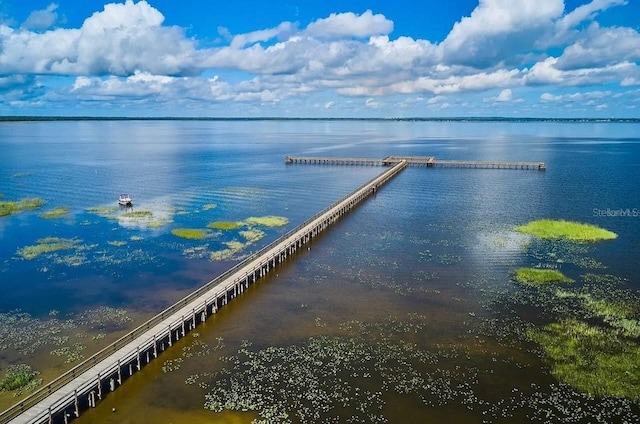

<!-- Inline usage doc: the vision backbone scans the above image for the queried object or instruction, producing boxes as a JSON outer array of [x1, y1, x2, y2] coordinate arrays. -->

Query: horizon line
[[0, 116, 639, 123]]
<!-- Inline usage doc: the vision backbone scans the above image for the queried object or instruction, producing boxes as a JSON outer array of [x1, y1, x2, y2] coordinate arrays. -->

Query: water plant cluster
[[17, 237, 83, 260], [0, 307, 131, 358], [199, 314, 485, 423], [515, 219, 618, 242], [176, 215, 287, 261], [39, 207, 69, 219], [0, 197, 45, 217], [513, 268, 573, 285], [0, 364, 41, 396], [494, 220, 639, 402]]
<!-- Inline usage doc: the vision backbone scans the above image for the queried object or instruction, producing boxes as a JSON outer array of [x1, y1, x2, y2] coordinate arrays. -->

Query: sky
[[0, 0, 639, 118]]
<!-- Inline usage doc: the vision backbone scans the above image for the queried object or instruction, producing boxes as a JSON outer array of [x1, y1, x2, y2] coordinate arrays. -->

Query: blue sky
[[0, 0, 639, 117]]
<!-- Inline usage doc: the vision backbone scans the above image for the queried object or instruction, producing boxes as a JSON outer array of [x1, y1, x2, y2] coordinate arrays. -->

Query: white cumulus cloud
[[304, 10, 393, 39], [22, 3, 60, 30]]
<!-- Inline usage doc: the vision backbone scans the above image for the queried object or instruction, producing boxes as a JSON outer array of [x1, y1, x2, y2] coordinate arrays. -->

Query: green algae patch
[[0, 197, 46, 217], [171, 228, 209, 240], [514, 268, 574, 285], [17, 237, 81, 260], [515, 220, 617, 242], [245, 215, 289, 227], [39, 207, 69, 219], [121, 210, 153, 218], [528, 319, 640, 400], [0, 364, 41, 393], [207, 221, 244, 230]]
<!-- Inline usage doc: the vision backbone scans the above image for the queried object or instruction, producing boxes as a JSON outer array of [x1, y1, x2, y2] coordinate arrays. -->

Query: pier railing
[[1, 161, 407, 424]]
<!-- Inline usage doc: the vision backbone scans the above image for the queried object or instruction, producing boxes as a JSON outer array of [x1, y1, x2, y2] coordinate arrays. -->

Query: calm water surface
[[1, 120, 639, 423]]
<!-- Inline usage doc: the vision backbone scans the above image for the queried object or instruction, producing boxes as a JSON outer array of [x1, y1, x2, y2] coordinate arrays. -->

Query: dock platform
[[285, 155, 545, 170]]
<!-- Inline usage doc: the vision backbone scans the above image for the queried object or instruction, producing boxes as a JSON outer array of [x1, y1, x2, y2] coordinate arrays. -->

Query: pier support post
[[110, 378, 116, 392], [97, 373, 102, 399], [74, 390, 79, 417], [153, 335, 158, 358], [136, 347, 141, 371], [117, 359, 122, 384], [168, 326, 173, 346]]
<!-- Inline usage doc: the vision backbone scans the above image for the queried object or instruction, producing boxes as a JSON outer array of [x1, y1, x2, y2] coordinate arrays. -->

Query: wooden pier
[[1, 161, 407, 424], [285, 155, 546, 170]]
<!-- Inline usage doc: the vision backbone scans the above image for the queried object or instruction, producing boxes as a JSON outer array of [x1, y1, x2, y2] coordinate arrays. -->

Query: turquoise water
[[1, 120, 639, 423]]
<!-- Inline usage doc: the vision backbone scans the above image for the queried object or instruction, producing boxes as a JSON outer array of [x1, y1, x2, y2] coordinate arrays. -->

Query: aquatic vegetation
[[87, 202, 174, 229], [240, 229, 265, 243], [119, 209, 173, 229], [183, 244, 210, 259], [86, 206, 118, 219], [555, 289, 640, 337], [0, 197, 46, 217], [209, 248, 236, 261], [17, 237, 81, 260], [528, 319, 640, 400], [201, 314, 484, 423], [54, 254, 88, 267], [73, 306, 132, 329], [107, 240, 127, 247], [515, 219, 617, 242], [202, 203, 217, 210], [171, 228, 209, 240], [50, 343, 86, 363], [130, 236, 144, 241], [39, 207, 69, 219], [0, 364, 41, 395], [121, 210, 153, 218], [513, 268, 574, 285], [245, 215, 289, 227], [207, 221, 244, 230]]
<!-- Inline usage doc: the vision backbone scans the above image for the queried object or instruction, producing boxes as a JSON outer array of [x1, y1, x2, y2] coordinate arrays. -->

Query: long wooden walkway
[[285, 155, 546, 170], [2, 161, 407, 424]]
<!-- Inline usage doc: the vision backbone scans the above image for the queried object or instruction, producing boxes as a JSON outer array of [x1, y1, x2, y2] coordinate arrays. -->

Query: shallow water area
[[1, 120, 639, 423]]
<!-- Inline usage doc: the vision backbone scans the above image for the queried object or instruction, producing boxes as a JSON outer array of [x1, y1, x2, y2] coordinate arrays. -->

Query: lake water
[[1, 120, 639, 423]]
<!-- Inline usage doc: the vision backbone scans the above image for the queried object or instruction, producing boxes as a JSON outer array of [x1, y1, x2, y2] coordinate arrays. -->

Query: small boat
[[118, 194, 133, 206]]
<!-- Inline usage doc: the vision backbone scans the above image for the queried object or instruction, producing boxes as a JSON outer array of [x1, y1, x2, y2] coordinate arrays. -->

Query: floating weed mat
[[244, 216, 288, 227], [515, 219, 617, 242], [14, 235, 155, 274], [16, 237, 82, 260], [207, 221, 244, 230], [0, 364, 41, 396], [39, 207, 69, 219], [171, 228, 211, 240], [178, 216, 285, 261], [527, 319, 640, 400], [0, 197, 45, 217], [513, 268, 574, 285]]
